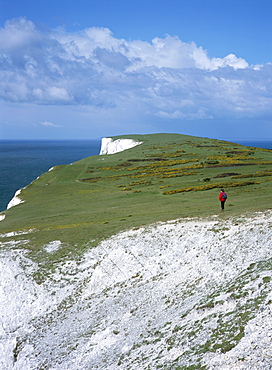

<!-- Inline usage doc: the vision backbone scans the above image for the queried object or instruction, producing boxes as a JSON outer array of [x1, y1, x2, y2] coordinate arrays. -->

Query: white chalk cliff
[[99, 137, 142, 155], [6, 189, 25, 210], [0, 211, 272, 369]]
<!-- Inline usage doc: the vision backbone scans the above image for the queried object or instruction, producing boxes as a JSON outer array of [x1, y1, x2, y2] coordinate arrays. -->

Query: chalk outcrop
[[99, 137, 142, 155], [0, 211, 272, 369], [7, 189, 24, 209]]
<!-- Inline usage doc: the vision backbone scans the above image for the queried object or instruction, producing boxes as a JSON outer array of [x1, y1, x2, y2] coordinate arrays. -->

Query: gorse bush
[[163, 181, 260, 195]]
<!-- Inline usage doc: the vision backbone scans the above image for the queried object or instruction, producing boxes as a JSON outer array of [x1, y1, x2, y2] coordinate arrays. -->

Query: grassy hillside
[[0, 133, 271, 266]]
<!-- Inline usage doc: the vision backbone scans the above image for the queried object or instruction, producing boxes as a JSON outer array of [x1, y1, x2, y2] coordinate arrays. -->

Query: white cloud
[[0, 17, 272, 135], [0, 18, 39, 50], [46, 86, 73, 102], [156, 109, 213, 120], [210, 54, 249, 70], [40, 121, 61, 127]]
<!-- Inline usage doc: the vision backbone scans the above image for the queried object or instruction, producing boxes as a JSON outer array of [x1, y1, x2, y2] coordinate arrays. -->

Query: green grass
[[0, 133, 271, 265]]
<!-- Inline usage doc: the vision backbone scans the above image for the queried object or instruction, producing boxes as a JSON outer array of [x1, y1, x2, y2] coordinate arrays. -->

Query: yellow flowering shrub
[[163, 181, 260, 195]]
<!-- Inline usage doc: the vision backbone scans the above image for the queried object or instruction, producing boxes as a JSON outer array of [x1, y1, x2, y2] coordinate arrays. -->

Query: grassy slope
[[0, 133, 271, 264]]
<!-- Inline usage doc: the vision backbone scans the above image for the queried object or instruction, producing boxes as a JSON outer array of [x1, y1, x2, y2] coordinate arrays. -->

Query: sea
[[0, 140, 101, 212], [0, 139, 271, 212]]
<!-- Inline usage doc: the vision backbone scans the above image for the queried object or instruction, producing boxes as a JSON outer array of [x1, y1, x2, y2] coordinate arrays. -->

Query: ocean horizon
[[0, 138, 271, 212], [0, 140, 101, 212], [231, 139, 272, 148]]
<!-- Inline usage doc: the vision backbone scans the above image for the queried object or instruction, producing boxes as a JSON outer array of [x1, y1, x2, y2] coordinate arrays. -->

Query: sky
[[0, 0, 272, 141]]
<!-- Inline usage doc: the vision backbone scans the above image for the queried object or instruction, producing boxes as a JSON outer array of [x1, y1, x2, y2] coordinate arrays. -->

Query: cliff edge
[[99, 137, 142, 155]]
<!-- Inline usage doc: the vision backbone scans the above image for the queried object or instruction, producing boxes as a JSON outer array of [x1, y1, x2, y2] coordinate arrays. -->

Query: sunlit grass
[[0, 133, 271, 264]]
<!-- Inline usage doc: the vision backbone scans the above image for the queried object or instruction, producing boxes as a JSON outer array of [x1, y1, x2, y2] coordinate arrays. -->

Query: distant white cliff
[[0, 190, 24, 221], [99, 137, 142, 155], [6, 189, 25, 210]]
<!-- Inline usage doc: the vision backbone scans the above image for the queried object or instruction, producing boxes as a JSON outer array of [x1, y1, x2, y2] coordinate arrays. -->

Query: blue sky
[[1, 0, 272, 140]]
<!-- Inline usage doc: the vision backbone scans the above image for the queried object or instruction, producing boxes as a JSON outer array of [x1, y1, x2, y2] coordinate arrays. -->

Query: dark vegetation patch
[[115, 161, 132, 167], [163, 181, 259, 195], [205, 162, 266, 168], [80, 177, 101, 182], [225, 150, 254, 155], [128, 158, 168, 162], [196, 145, 220, 148], [232, 171, 272, 179], [214, 173, 240, 178]]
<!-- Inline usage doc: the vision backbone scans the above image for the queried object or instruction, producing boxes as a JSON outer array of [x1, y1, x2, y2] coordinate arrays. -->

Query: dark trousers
[[221, 201, 225, 210]]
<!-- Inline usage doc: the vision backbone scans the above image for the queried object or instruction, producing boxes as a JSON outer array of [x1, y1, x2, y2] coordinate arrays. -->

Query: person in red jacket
[[219, 189, 227, 211]]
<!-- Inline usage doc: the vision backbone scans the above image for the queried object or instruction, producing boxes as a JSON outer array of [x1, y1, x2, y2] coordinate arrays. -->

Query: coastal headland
[[1, 133, 271, 251], [0, 133, 272, 368]]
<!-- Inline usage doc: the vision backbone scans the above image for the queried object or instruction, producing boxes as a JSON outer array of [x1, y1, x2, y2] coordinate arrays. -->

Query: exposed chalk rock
[[99, 137, 142, 155]]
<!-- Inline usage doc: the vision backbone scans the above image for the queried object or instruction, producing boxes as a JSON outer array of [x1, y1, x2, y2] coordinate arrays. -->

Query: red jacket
[[219, 191, 227, 201]]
